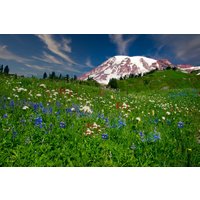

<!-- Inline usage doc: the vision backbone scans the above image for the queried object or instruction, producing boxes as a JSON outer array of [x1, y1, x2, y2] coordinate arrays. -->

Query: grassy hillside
[[117, 70, 200, 92], [0, 72, 200, 166]]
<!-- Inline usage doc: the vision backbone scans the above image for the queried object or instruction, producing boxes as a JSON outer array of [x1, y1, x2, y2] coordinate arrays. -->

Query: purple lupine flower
[[35, 117, 43, 125], [139, 132, 146, 142], [3, 114, 8, 118], [154, 118, 159, 124], [118, 120, 126, 128], [60, 122, 66, 128], [102, 133, 108, 140], [153, 133, 161, 141], [10, 100, 14, 107], [56, 110, 61, 115], [12, 130, 17, 139], [33, 103, 39, 111], [178, 121, 184, 128]]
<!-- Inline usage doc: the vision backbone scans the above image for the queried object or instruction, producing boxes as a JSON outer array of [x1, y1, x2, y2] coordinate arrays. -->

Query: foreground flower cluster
[[0, 76, 199, 166]]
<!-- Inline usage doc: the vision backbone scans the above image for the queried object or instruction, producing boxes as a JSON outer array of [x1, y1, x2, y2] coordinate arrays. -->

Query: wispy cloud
[[0, 45, 29, 63], [152, 35, 200, 64], [33, 51, 63, 65], [85, 58, 94, 68], [109, 34, 136, 55], [36, 34, 76, 64], [25, 64, 50, 71], [26, 63, 81, 74]]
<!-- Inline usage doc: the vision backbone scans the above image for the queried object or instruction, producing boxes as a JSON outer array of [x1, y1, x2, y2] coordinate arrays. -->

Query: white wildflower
[[124, 113, 129, 118], [22, 106, 29, 110], [36, 94, 42, 97], [136, 117, 141, 122], [85, 128, 93, 135], [39, 84, 46, 88], [80, 105, 93, 114]]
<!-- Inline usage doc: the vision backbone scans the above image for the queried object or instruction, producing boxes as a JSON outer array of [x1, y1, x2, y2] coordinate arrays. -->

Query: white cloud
[[36, 34, 76, 64], [26, 63, 81, 74], [0, 45, 29, 63], [25, 64, 51, 71], [85, 58, 94, 68], [33, 51, 63, 65], [152, 35, 200, 64], [109, 34, 136, 55]]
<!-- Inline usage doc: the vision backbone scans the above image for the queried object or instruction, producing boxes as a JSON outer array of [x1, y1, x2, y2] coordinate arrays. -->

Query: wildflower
[[139, 131, 145, 138], [92, 122, 100, 129], [85, 128, 93, 135], [136, 117, 141, 122], [80, 105, 93, 114], [36, 94, 42, 97], [178, 121, 184, 128], [118, 120, 126, 128], [39, 84, 46, 88], [124, 113, 129, 118], [13, 94, 19, 98], [116, 102, 120, 109], [10, 100, 14, 107], [130, 143, 136, 150], [122, 103, 129, 109], [166, 111, 171, 115], [12, 130, 17, 139], [154, 118, 159, 124], [162, 116, 165, 120], [60, 122, 66, 128], [3, 114, 8, 118], [56, 110, 61, 115], [153, 133, 161, 141], [17, 87, 27, 92], [35, 117, 42, 126], [102, 133, 108, 140], [22, 106, 29, 110]]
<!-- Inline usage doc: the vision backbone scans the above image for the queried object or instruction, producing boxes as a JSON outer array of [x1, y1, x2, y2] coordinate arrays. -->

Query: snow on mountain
[[78, 56, 199, 84]]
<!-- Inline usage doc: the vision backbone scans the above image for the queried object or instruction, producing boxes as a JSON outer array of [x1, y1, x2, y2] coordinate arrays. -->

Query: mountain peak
[[79, 56, 199, 84]]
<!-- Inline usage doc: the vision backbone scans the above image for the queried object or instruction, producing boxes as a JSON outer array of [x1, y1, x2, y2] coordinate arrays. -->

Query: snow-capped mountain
[[78, 56, 200, 84]]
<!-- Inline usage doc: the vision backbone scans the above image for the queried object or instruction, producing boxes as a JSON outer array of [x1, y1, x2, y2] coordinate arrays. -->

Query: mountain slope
[[79, 56, 200, 84]]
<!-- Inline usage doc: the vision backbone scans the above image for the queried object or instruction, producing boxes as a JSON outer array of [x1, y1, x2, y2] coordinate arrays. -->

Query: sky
[[0, 34, 200, 77]]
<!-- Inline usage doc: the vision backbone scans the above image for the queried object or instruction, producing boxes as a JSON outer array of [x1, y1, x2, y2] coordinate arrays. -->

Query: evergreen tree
[[74, 75, 77, 81], [4, 65, 9, 74], [43, 72, 47, 79], [108, 78, 118, 89], [66, 74, 69, 82], [59, 73, 62, 79], [50, 71, 56, 79], [0, 65, 3, 73]]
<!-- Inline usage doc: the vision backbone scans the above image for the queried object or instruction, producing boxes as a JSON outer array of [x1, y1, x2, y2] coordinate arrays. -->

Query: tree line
[[0, 65, 9, 74], [43, 71, 77, 81]]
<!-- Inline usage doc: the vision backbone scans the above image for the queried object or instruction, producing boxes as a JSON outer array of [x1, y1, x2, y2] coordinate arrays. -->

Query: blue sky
[[0, 34, 200, 77]]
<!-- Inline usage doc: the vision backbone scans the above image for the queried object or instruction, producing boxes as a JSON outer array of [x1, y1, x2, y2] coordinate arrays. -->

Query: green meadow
[[0, 70, 200, 166]]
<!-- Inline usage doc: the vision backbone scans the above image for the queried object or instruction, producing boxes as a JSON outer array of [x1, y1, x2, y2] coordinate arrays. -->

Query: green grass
[[0, 70, 200, 166], [117, 70, 200, 92]]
